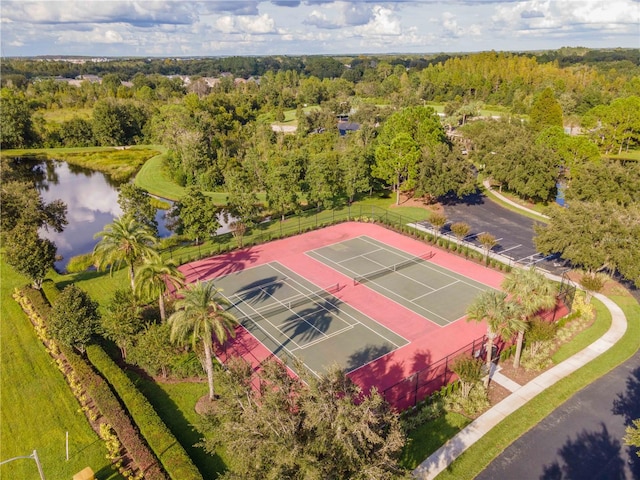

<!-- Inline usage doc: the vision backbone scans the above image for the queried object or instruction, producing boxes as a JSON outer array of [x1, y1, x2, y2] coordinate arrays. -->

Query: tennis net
[[353, 251, 434, 285], [236, 283, 341, 323]]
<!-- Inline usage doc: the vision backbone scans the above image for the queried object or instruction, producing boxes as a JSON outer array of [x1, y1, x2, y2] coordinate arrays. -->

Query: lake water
[[31, 159, 171, 272]]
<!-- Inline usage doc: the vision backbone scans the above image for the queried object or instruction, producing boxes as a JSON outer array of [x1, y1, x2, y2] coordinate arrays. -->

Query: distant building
[[337, 121, 360, 136]]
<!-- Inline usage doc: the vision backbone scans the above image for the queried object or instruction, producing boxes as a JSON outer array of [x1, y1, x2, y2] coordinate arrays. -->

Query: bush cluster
[[86, 345, 202, 480]]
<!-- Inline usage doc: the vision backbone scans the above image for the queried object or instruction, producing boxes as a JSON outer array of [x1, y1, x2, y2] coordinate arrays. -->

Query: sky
[[1, 0, 639, 57]]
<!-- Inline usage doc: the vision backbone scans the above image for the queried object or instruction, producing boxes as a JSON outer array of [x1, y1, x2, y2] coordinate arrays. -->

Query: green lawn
[[127, 373, 228, 478], [0, 256, 122, 480], [401, 412, 471, 470], [434, 291, 640, 480], [134, 149, 260, 203], [134, 148, 186, 201], [37, 107, 93, 123], [605, 149, 640, 161], [424, 102, 524, 120]]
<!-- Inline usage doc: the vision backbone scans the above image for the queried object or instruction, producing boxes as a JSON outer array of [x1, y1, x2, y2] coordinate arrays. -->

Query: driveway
[[476, 349, 640, 480], [426, 193, 566, 275]]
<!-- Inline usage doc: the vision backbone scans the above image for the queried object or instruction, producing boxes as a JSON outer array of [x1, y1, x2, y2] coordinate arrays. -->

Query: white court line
[[412, 279, 462, 302], [226, 291, 304, 351], [290, 324, 356, 351], [269, 262, 408, 348], [362, 236, 495, 291], [355, 237, 497, 323], [309, 242, 452, 324]]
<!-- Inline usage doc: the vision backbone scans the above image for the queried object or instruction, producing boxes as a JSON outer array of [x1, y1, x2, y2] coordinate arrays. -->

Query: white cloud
[[304, 9, 340, 29], [237, 13, 276, 33], [492, 0, 639, 34], [2, 1, 198, 26], [354, 6, 401, 36], [215, 13, 276, 34], [442, 11, 463, 37], [1, 0, 638, 56]]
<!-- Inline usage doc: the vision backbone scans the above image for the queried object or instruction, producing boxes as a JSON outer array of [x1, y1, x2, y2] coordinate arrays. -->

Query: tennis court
[[213, 261, 408, 377], [307, 236, 497, 326]]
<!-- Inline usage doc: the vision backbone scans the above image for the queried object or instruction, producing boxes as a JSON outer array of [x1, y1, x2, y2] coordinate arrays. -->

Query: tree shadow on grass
[[54, 267, 113, 291], [540, 423, 625, 480], [125, 369, 227, 479]]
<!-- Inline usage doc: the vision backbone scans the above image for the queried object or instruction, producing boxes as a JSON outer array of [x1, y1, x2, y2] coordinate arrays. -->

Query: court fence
[[380, 334, 492, 411], [165, 204, 494, 269]]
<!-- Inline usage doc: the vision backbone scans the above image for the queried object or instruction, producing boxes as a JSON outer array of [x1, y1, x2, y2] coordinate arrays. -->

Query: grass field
[[37, 107, 93, 123], [401, 412, 471, 470], [605, 149, 640, 162], [0, 256, 121, 480], [134, 149, 264, 203]]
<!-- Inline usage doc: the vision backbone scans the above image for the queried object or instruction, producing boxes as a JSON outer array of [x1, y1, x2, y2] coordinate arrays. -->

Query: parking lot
[[420, 193, 567, 274]]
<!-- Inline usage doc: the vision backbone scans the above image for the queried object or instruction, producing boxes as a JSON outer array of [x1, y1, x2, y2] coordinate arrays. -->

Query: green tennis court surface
[[307, 236, 496, 326], [213, 262, 408, 376]]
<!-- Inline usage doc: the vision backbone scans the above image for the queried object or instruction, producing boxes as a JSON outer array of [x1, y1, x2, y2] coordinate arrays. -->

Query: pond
[[29, 159, 172, 272]]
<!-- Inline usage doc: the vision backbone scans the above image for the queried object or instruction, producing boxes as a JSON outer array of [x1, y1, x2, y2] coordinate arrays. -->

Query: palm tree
[[466, 290, 526, 386], [135, 256, 185, 322], [93, 216, 158, 291], [502, 267, 558, 369], [168, 281, 238, 400]]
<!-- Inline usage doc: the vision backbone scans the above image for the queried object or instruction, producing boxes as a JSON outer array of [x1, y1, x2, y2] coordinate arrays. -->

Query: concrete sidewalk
[[412, 182, 629, 479]]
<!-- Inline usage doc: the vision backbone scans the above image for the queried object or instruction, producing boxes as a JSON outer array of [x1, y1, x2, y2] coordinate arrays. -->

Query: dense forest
[[2, 49, 639, 284]]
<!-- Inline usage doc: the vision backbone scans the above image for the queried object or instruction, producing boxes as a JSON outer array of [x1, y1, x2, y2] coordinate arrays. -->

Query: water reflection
[[31, 159, 170, 272]]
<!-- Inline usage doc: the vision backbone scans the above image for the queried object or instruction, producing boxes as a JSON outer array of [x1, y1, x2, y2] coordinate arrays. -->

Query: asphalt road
[[476, 349, 640, 480]]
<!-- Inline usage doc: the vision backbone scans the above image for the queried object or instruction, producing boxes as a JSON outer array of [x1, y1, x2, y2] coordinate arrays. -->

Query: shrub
[[520, 341, 553, 372], [86, 345, 202, 480], [444, 383, 489, 416], [41, 279, 60, 305], [66, 253, 95, 273], [48, 285, 100, 354], [401, 396, 445, 431], [526, 318, 558, 357], [451, 356, 484, 400], [579, 273, 606, 304]]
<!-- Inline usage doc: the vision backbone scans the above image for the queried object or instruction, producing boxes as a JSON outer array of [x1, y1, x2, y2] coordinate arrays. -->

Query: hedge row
[[86, 345, 202, 480], [14, 286, 166, 480], [40, 279, 61, 305], [61, 345, 167, 480]]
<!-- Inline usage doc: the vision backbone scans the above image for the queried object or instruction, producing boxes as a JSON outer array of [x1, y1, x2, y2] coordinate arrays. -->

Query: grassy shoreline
[[1, 145, 162, 182]]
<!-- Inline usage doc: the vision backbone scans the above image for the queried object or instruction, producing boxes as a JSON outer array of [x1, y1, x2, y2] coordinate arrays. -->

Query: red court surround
[[181, 222, 505, 409]]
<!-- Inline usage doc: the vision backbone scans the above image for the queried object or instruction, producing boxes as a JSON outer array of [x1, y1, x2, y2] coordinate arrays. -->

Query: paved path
[[412, 186, 632, 479]]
